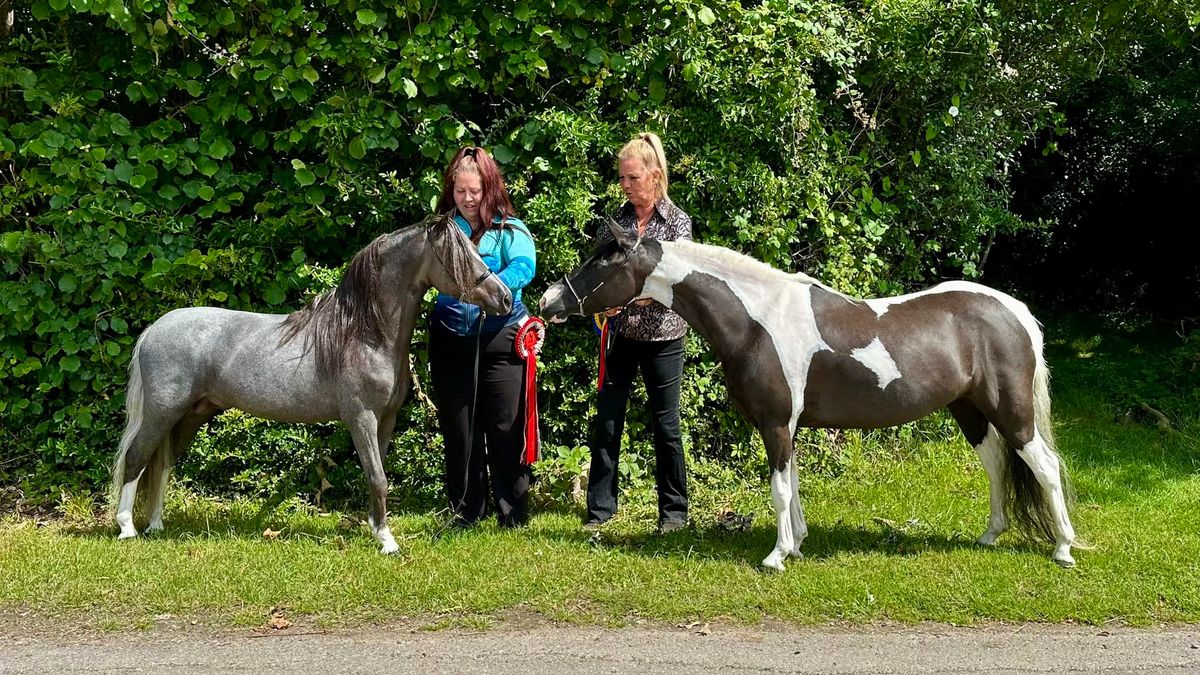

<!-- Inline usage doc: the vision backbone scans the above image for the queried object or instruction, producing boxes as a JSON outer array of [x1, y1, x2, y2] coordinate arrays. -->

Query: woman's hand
[[603, 307, 623, 317]]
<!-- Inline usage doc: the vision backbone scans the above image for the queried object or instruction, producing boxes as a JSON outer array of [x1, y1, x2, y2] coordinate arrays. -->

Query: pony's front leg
[[760, 426, 796, 572], [347, 410, 399, 555]]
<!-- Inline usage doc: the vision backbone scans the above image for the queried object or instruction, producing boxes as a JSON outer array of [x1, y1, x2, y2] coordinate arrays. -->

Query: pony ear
[[607, 217, 635, 250]]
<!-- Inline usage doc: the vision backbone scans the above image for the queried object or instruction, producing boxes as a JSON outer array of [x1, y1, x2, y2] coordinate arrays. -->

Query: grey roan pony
[[112, 214, 512, 553], [539, 220, 1079, 570]]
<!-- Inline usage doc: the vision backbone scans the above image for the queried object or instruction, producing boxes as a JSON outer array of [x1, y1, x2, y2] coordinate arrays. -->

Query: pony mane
[[279, 231, 399, 380], [671, 239, 827, 288]]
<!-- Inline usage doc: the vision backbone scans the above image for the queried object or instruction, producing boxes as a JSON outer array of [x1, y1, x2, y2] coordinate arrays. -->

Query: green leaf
[[295, 168, 316, 186], [1, 232, 23, 252], [492, 144, 515, 164], [60, 355, 81, 373], [349, 136, 366, 159], [649, 77, 666, 102], [107, 241, 128, 258], [586, 48, 605, 65], [49, 0, 67, 10], [198, 185, 215, 201], [911, 150, 922, 167], [110, 317, 128, 334], [368, 65, 386, 84], [59, 275, 77, 293], [402, 77, 418, 98], [697, 7, 716, 25], [925, 125, 938, 141], [356, 9, 377, 25], [264, 283, 287, 305]]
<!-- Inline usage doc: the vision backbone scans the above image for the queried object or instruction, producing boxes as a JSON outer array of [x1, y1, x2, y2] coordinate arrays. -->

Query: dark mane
[[278, 232, 393, 379]]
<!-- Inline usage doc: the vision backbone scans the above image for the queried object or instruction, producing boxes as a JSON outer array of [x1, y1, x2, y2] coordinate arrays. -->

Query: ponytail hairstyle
[[617, 132, 669, 199], [436, 146, 517, 243]]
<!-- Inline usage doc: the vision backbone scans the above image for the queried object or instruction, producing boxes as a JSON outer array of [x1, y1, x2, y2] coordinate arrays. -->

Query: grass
[[1, 318, 1197, 630]]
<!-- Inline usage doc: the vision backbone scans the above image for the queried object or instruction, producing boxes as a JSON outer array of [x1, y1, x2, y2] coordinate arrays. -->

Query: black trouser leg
[[479, 323, 532, 527], [586, 335, 640, 523], [429, 324, 488, 523], [641, 338, 688, 524]]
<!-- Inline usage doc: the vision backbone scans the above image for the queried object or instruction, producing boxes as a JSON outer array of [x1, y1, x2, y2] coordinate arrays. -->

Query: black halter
[[561, 238, 642, 317]]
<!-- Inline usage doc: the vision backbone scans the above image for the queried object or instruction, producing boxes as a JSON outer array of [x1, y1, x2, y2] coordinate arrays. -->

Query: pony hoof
[[146, 521, 164, 534], [117, 530, 139, 540], [380, 542, 400, 555], [976, 533, 1000, 547], [789, 548, 805, 560], [1053, 555, 1076, 569], [761, 554, 786, 572]]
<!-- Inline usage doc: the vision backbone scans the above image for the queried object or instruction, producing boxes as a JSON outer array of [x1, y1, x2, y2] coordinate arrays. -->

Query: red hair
[[436, 147, 516, 243]]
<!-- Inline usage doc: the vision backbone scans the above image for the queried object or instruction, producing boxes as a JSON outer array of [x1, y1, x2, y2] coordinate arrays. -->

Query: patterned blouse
[[596, 196, 692, 341]]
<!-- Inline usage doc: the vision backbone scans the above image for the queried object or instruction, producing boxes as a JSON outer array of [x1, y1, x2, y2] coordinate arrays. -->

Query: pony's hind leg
[[948, 399, 1008, 546], [1017, 432, 1076, 567], [788, 459, 807, 558], [115, 422, 173, 539], [146, 403, 218, 532]]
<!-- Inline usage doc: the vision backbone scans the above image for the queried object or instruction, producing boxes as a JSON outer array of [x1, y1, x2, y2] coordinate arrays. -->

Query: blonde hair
[[618, 132, 669, 199]]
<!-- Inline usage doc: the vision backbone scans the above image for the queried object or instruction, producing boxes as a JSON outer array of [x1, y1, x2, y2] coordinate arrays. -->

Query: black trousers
[[587, 335, 688, 524], [429, 321, 531, 527]]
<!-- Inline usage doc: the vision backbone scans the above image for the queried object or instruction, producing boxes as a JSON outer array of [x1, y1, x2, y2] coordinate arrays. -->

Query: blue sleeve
[[497, 220, 537, 292]]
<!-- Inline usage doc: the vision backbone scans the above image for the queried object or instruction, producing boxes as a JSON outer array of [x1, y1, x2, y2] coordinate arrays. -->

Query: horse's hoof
[[380, 542, 400, 555], [976, 534, 999, 547], [146, 521, 164, 534], [1053, 555, 1076, 569], [761, 554, 786, 572], [117, 530, 138, 540], [789, 548, 805, 560]]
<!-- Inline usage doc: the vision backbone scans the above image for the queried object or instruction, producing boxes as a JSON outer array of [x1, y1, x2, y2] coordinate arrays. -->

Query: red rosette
[[513, 316, 546, 465]]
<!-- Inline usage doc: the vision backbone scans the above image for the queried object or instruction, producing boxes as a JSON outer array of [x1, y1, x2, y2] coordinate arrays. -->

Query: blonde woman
[[586, 132, 693, 533]]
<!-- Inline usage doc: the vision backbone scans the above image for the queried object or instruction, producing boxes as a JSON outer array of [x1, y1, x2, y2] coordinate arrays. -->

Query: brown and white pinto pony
[[539, 220, 1078, 570]]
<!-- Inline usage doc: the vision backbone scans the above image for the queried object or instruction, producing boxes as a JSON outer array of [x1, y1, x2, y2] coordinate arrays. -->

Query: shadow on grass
[[532, 519, 1053, 568], [51, 503, 1060, 569]]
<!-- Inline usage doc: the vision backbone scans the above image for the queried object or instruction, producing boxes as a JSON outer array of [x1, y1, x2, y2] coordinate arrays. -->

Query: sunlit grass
[[2, 319, 1196, 629]]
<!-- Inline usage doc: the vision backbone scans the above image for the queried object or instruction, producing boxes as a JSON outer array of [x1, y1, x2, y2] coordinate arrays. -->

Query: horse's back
[[135, 307, 342, 422], [800, 283, 1038, 428]]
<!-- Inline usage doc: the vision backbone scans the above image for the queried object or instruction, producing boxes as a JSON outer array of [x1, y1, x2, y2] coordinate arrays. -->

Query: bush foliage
[[1, 0, 1195, 503]]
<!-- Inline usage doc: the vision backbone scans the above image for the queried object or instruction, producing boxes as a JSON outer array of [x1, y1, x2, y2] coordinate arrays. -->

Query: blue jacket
[[431, 214, 537, 335]]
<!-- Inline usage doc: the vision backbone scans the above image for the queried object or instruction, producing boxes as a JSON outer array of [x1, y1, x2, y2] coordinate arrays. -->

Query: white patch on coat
[[850, 337, 902, 390], [642, 241, 831, 432]]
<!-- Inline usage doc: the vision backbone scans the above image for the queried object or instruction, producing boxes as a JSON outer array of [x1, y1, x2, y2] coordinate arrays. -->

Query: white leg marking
[[849, 337, 902, 390], [145, 465, 171, 533], [1017, 431, 1076, 567], [369, 515, 400, 555], [762, 465, 795, 572], [116, 478, 140, 540], [789, 461, 807, 557], [974, 426, 1009, 546]]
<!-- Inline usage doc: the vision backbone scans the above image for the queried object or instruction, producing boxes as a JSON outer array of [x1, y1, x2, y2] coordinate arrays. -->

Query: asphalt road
[[3, 622, 1199, 674]]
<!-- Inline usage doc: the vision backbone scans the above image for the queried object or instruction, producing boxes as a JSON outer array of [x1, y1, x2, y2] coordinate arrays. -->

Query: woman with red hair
[[428, 147, 538, 528]]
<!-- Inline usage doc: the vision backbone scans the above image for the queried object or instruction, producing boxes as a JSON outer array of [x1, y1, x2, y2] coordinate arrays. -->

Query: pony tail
[[110, 331, 148, 512]]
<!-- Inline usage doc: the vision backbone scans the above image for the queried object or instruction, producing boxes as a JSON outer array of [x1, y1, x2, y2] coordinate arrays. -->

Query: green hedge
[[1, 0, 1190, 504]]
